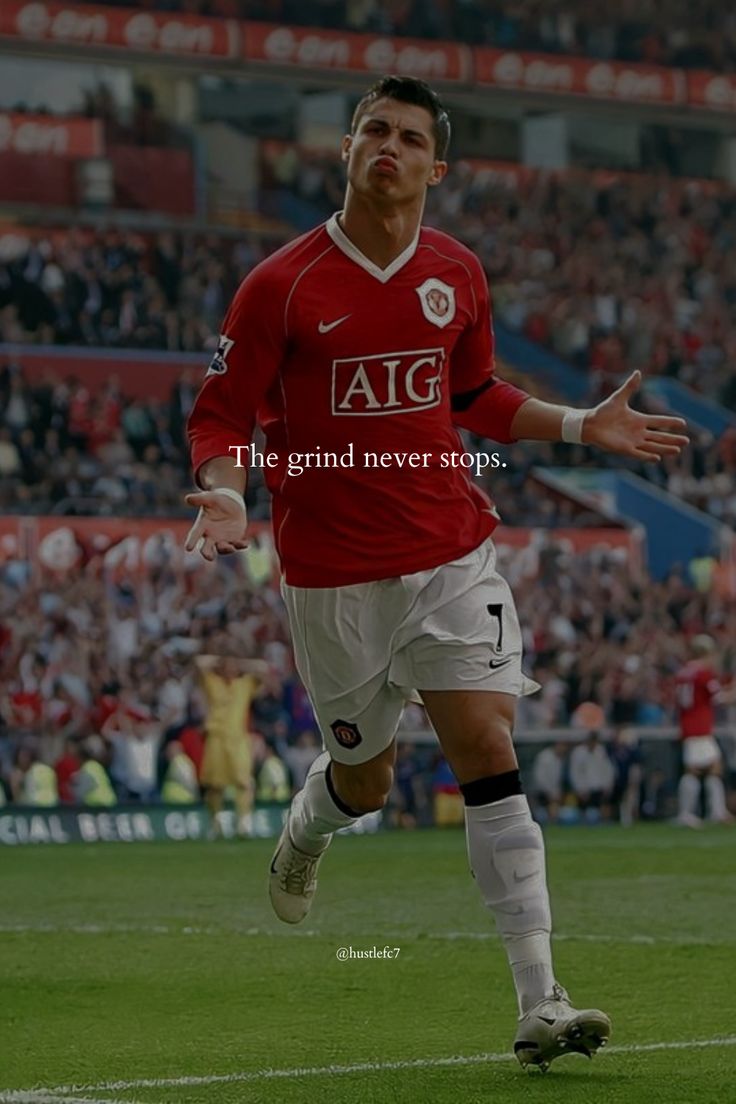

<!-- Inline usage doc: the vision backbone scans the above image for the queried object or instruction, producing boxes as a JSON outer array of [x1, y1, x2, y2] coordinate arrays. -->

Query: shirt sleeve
[[450, 255, 529, 443], [188, 264, 286, 486]]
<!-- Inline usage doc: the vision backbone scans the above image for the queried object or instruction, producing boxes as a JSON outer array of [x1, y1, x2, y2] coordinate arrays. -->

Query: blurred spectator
[[55, 737, 82, 804], [640, 766, 670, 819], [177, 720, 206, 780], [392, 741, 424, 829], [9, 745, 58, 806], [73, 737, 117, 806], [0, 429, 21, 477], [608, 727, 643, 825], [255, 738, 291, 803], [283, 729, 320, 792], [431, 754, 463, 827], [102, 704, 161, 802], [569, 731, 616, 821], [161, 740, 200, 804], [531, 740, 569, 822]]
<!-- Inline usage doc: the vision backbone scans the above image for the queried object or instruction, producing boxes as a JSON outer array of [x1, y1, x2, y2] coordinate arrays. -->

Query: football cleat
[[514, 984, 611, 1073], [268, 824, 328, 924]]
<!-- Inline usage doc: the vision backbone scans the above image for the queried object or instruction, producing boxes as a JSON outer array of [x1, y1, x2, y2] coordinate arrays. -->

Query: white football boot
[[514, 984, 611, 1073], [268, 824, 329, 924]]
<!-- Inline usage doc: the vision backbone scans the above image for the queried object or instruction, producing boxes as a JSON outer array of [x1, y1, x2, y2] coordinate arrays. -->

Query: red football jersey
[[675, 661, 721, 738], [189, 215, 529, 586]]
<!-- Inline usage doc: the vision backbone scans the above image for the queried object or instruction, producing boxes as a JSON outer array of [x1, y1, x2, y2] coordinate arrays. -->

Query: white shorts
[[682, 736, 722, 771], [282, 538, 538, 765]]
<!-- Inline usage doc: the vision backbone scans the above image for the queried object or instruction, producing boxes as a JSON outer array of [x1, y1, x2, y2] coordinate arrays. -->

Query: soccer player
[[195, 653, 268, 838], [185, 76, 688, 1070], [675, 635, 735, 827]]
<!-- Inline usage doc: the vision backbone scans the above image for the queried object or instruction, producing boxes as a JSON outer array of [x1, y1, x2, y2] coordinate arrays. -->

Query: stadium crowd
[[4, 163, 736, 415], [273, 152, 736, 418], [2, 361, 734, 530], [2, 131, 735, 822], [427, 168, 736, 411], [74, 0, 736, 73], [0, 538, 734, 814], [0, 228, 268, 353]]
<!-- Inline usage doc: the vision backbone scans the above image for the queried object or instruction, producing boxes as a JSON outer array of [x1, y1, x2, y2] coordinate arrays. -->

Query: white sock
[[288, 751, 358, 856], [678, 772, 701, 818], [705, 775, 727, 821], [465, 794, 555, 1016]]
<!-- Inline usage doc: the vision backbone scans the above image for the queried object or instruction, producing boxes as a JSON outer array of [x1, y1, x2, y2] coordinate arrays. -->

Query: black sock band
[[325, 762, 361, 819], [460, 769, 523, 807]]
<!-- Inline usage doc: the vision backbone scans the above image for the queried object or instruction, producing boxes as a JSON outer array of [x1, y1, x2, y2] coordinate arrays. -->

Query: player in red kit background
[[185, 76, 688, 1072], [675, 635, 735, 827]]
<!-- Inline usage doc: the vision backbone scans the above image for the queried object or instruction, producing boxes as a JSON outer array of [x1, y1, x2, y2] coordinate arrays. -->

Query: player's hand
[[184, 490, 249, 561], [583, 370, 689, 462]]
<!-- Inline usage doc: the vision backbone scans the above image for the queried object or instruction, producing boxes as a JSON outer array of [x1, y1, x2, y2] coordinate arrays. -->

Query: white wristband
[[561, 407, 589, 445], [210, 486, 246, 511]]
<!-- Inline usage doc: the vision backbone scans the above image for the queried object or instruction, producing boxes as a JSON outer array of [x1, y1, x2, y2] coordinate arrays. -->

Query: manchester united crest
[[415, 278, 456, 329], [330, 719, 363, 750]]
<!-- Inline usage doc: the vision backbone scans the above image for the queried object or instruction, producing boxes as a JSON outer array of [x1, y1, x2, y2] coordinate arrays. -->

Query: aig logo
[[332, 348, 445, 415]]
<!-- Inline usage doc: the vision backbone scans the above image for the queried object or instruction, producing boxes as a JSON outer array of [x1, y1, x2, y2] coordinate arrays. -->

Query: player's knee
[[481, 713, 515, 750], [455, 716, 516, 779], [332, 763, 393, 814]]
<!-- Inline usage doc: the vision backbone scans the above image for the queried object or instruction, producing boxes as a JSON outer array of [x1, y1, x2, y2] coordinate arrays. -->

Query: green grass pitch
[[1, 825, 734, 1103]]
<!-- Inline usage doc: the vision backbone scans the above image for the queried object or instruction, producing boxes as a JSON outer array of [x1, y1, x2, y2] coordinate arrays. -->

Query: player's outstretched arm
[[509, 370, 689, 462], [185, 455, 249, 561]]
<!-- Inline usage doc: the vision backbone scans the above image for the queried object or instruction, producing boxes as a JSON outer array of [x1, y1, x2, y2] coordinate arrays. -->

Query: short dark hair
[[351, 75, 451, 160]]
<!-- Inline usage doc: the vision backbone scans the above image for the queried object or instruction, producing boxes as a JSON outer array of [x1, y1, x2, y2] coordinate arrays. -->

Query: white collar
[[326, 212, 420, 284]]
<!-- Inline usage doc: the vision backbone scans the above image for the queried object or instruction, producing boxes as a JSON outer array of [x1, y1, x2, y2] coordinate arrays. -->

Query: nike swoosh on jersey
[[318, 314, 351, 333], [489, 657, 512, 670]]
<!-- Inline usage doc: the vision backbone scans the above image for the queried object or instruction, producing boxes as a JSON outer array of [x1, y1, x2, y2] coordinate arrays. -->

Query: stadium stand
[[1, 532, 734, 813], [0, 229, 269, 352], [2, 361, 734, 531], [4, 163, 736, 411], [1, 4, 735, 826], [70, 0, 736, 72]]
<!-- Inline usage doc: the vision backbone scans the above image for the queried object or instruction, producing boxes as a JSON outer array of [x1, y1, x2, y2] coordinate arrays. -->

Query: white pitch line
[[0, 923, 730, 948], [36, 1035, 736, 1096], [0, 1094, 136, 1104], [0, 1095, 72, 1104]]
